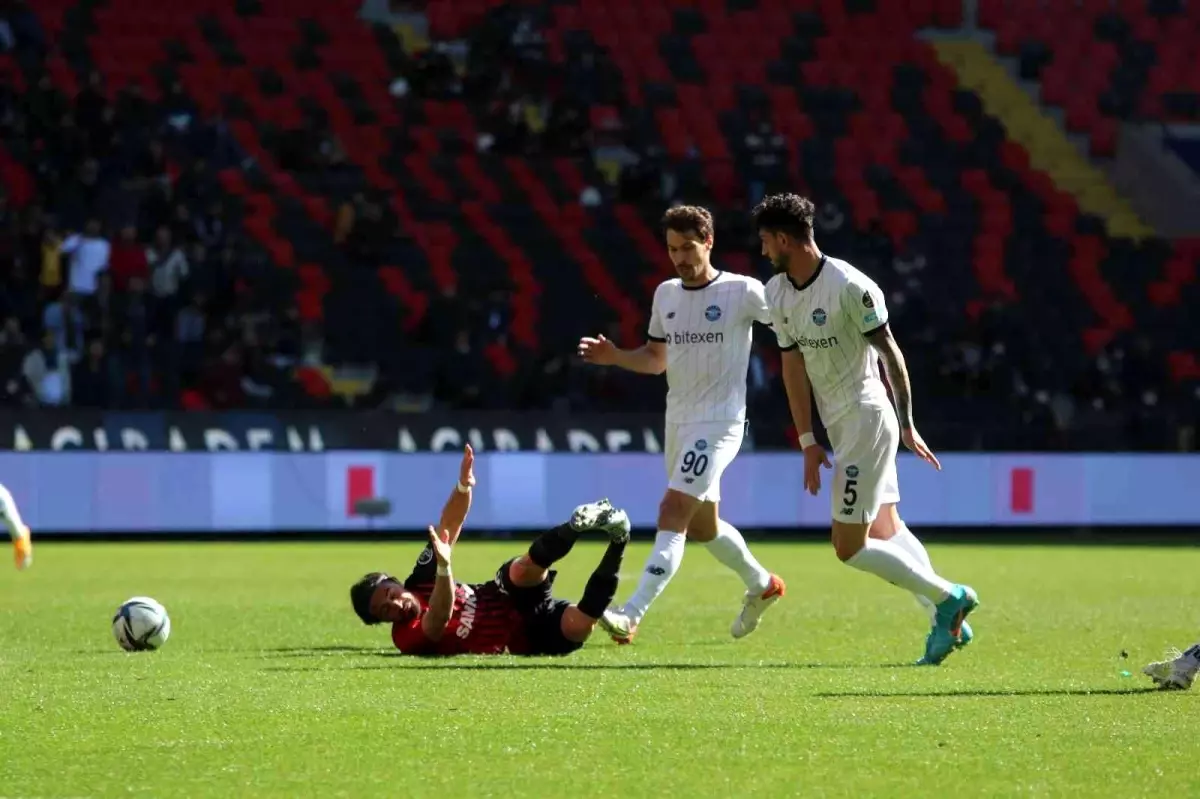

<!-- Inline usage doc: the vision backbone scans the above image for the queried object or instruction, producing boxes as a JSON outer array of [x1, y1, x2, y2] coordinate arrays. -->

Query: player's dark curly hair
[[350, 571, 398, 625], [751, 193, 816, 241], [661, 205, 714, 242]]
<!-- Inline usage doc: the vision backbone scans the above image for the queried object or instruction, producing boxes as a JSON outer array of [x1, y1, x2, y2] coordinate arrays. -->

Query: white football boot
[[1143, 646, 1200, 690]]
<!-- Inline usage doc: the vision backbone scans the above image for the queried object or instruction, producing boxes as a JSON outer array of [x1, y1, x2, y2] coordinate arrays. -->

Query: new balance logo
[[841, 507, 854, 516], [646, 565, 666, 576]]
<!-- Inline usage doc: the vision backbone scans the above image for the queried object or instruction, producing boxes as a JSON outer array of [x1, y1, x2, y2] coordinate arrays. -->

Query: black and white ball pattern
[[112, 596, 171, 652]]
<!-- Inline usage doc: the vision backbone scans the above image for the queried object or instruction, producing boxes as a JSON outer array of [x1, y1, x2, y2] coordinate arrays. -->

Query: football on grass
[[112, 597, 171, 652]]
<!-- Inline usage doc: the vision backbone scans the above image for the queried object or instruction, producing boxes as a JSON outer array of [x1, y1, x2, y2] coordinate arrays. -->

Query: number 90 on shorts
[[664, 421, 745, 502]]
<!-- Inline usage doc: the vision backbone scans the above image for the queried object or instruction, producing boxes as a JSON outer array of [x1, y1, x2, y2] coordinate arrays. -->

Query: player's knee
[[560, 606, 596, 643], [831, 523, 869, 561], [684, 503, 718, 542], [868, 504, 900, 540], [657, 490, 696, 531], [508, 555, 547, 588]]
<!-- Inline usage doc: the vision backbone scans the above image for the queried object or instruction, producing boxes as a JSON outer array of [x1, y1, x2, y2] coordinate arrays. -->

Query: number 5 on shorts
[[842, 478, 858, 507], [681, 449, 709, 477]]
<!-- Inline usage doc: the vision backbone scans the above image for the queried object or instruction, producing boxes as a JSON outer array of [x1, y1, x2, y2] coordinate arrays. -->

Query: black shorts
[[495, 558, 583, 656]]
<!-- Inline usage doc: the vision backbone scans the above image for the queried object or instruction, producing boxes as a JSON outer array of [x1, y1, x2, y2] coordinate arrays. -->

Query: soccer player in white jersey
[[754, 193, 977, 665], [577, 205, 785, 643], [1144, 642, 1200, 689], [0, 483, 32, 570]]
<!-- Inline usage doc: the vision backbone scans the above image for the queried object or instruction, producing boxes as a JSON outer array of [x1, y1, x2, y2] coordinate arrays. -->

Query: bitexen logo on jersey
[[670, 331, 725, 344], [795, 334, 839, 350]]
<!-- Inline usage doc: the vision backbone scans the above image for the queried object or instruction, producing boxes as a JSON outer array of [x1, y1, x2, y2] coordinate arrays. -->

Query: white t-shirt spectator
[[61, 234, 111, 295]]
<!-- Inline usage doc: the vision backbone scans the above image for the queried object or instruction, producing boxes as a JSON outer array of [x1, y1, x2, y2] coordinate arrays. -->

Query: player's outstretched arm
[[436, 445, 475, 546], [421, 526, 455, 641], [577, 335, 666, 375], [866, 326, 941, 471]]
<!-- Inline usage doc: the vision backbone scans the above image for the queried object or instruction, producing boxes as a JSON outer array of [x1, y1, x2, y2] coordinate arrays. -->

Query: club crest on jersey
[[705, 305, 722, 321], [845, 465, 860, 478], [667, 312, 676, 319], [418, 547, 434, 565], [811, 308, 827, 326], [862, 291, 875, 309]]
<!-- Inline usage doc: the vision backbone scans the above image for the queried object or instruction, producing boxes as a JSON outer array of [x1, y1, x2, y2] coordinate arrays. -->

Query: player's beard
[[771, 252, 790, 273], [674, 260, 706, 283]]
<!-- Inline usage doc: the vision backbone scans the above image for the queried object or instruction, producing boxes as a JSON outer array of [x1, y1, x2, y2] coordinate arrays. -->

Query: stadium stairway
[[932, 40, 1153, 241]]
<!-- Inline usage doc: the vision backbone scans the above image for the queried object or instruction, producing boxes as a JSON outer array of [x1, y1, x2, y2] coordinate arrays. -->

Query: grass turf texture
[[2, 542, 1197, 798]]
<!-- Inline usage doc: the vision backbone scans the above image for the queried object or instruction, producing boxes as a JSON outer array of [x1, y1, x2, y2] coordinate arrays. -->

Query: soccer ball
[[112, 596, 171, 652]]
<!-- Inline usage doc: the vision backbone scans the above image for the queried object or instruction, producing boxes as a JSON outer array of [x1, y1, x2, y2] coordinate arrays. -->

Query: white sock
[[846, 538, 952, 604], [888, 523, 937, 620], [0, 483, 26, 539], [706, 519, 772, 594], [622, 530, 686, 622]]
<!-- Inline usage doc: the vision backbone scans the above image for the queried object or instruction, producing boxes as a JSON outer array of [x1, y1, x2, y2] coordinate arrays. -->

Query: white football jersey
[[647, 272, 770, 424], [765, 255, 892, 427]]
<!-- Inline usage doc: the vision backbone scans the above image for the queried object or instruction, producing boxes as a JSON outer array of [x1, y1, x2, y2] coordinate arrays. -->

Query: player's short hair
[[751, 193, 816, 241], [661, 205, 714, 242], [350, 571, 398, 625]]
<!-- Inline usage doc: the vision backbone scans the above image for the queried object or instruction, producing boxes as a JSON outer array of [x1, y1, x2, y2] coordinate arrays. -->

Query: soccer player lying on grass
[[349, 445, 631, 656], [1144, 642, 1200, 690]]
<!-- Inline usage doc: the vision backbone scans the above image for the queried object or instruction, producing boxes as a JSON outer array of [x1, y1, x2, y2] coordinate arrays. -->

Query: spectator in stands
[[0, 316, 28, 401], [70, 338, 111, 408], [60, 217, 110, 297], [146, 225, 188, 300], [193, 200, 227, 250], [22, 328, 70, 406], [114, 276, 155, 407], [41, 289, 84, 359], [108, 225, 149, 291]]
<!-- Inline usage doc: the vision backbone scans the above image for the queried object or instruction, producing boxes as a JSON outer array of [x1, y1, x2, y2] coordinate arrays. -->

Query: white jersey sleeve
[[742, 277, 772, 327], [842, 273, 889, 336], [765, 280, 796, 350], [647, 283, 668, 342]]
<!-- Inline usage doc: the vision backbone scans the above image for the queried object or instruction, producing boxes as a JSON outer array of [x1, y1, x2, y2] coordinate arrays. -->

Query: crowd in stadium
[[0, 0, 1192, 451]]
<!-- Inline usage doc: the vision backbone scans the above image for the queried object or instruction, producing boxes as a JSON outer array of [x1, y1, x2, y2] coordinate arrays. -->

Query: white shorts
[[826, 402, 900, 524], [664, 420, 745, 503]]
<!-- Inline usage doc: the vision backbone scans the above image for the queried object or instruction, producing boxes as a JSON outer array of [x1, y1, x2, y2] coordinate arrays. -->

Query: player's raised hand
[[902, 427, 942, 471], [459, 444, 476, 489], [577, 334, 617, 366], [803, 444, 831, 496], [427, 525, 453, 567]]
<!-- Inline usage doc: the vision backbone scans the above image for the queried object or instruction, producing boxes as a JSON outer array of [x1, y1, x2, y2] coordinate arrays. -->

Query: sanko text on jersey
[[669, 331, 725, 345], [795, 334, 839, 350]]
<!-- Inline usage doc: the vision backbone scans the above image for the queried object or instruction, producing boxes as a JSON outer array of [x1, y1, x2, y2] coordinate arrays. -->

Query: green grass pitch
[[2, 541, 1198, 798]]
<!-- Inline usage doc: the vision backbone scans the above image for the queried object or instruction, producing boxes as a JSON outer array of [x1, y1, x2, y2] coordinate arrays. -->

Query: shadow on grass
[[816, 688, 1157, 698], [261, 660, 917, 673], [261, 645, 384, 656]]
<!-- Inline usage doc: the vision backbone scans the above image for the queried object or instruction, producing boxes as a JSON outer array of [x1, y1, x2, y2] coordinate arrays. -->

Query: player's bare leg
[[832, 518, 976, 665], [870, 504, 972, 650], [601, 488, 697, 644], [0, 483, 32, 570], [685, 501, 786, 639], [1144, 643, 1200, 690]]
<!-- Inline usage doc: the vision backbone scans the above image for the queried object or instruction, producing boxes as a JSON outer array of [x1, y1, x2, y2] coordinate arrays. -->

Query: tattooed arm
[[867, 324, 940, 470], [866, 325, 914, 430]]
